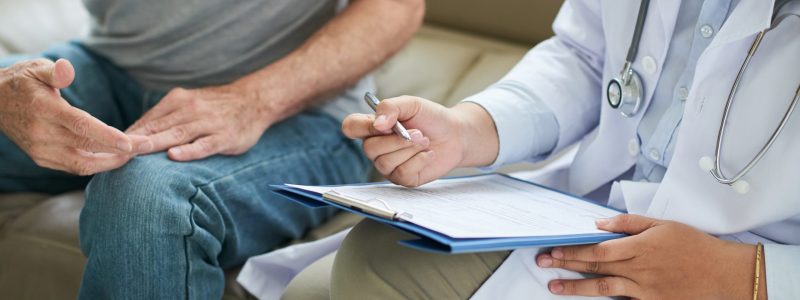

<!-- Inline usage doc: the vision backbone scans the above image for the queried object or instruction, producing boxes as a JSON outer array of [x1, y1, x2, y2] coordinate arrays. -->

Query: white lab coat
[[473, 0, 800, 298], [239, 1, 800, 299]]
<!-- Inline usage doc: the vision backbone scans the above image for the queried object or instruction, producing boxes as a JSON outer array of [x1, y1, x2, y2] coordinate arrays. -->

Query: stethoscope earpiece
[[730, 180, 750, 195], [698, 156, 715, 172], [698, 156, 751, 194]]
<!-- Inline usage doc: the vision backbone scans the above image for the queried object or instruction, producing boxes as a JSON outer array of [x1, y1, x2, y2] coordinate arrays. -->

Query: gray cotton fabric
[[80, 0, 371, 120]]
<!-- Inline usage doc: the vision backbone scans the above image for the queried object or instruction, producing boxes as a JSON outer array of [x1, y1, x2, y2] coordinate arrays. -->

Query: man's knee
[[80, 154, 196, 255]]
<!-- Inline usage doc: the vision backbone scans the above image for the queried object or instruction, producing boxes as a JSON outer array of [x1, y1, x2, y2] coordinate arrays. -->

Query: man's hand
[[121, 0, 424, 163], [342, 96, 498, 187], [535, 214, 767, 299], [0, 59, 144, 175], [126, 84, 271, 161]]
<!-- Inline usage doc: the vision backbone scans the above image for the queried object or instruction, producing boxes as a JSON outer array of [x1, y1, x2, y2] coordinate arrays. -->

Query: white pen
[[363, 92, 412, 141]]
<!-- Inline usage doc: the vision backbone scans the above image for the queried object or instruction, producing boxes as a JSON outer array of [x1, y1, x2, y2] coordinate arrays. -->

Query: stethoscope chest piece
[[607, 67, 644, 117]]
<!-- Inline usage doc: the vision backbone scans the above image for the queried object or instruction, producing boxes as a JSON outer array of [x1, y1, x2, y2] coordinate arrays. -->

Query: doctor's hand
[[0, 59, 144, 175], [341, 96, 498, 187], [125, 83, 273, 161], [535, 214, 767, 299]]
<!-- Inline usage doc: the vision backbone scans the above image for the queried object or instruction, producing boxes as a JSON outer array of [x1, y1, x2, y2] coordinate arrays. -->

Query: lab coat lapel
[[656, 0, 681, 44], [646, 1, 799, 233], [708, 0, 773, 50], [568, 1, 679, 196]]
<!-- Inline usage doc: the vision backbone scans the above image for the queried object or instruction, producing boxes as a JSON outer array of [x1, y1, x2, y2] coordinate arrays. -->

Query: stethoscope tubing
[[711, 14, 800, 185]]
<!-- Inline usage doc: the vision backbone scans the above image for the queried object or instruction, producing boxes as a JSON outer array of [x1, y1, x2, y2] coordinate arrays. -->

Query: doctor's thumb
[[597, 214, 658, 235]]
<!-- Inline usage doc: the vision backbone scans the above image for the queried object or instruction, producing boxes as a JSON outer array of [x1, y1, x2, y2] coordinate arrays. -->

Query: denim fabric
[[0, 43, 371, 299]]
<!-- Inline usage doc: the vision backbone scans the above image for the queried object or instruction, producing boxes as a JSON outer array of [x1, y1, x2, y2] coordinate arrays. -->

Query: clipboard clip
[[323, 191, 412, 221]]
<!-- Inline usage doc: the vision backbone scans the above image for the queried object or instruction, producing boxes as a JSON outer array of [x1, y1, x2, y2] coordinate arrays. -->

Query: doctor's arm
[[341, 0, 607, 186], [462, 0, 606, 168]]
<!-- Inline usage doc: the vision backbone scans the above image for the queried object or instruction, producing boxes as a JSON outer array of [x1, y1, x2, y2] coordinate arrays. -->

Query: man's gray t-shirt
[[80, 0, 371, 120]]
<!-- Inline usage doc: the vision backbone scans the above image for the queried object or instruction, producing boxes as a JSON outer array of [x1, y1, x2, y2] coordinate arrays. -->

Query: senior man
[[0, 0, 423, 298]]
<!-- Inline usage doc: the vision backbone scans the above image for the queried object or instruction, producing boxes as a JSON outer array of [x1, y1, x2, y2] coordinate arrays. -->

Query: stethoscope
[[608, 0, 800, 194]]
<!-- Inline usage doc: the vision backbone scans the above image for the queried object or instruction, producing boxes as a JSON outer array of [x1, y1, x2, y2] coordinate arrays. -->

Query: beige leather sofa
[[0, 0, 560, 298]]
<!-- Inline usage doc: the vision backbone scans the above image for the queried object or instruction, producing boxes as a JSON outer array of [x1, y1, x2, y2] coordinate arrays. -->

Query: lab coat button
[[678, 87, 689, 101], [648, 149, 661, 161], [700, 24, 714, 38], [627, 139, 640, 156], [642, 56, 657, 75]]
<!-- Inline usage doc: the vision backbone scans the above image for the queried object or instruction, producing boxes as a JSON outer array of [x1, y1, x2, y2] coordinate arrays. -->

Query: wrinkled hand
[[0, 59, 143, 175], [341, 96, 473, 187], [126, 84, 270, 161], [535, 214, 761, 299]]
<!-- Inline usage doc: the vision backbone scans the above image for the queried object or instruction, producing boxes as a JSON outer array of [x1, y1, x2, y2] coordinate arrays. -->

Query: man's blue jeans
[[0, 43, 370, 299]]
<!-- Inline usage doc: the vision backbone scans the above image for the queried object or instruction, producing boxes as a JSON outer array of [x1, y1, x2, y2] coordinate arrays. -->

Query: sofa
[[0, 0, 561, 298]]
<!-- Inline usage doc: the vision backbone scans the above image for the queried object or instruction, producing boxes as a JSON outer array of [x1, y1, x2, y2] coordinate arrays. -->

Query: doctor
[[304, 0, 800, 299]]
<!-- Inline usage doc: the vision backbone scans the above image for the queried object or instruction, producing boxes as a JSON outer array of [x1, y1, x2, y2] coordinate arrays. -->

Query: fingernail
[[410, 131, 424, 143], [550, 281, 564, 293], [169, 148, 182, 157], [596, 218, 611, 227], [137, 141, 153, 153], [538, 256, 553, 267], [117, 141, 132, 152], [418, 137, 431, 148], [551, 248, 564, 259], [375, 115, 387, 126]]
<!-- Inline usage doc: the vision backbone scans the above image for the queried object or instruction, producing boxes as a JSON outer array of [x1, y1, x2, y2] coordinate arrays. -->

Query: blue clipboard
[[271, 174, 626, 254]]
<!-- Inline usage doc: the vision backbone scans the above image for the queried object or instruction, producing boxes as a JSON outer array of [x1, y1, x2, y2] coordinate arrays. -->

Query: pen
[[363, 92, 412, 141]]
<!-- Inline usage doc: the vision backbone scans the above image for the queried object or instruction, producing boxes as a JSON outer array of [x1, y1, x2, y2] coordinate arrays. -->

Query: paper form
[[288, 174, 620, 239]]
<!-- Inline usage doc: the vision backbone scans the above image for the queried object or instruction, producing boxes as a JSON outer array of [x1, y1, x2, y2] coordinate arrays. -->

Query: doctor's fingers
[[387, 150, 437, 187], [373, 139, 430, 175], [342, 113, 392, 139], [548, 276, 641, 298], [549, 237, 641, 262], [536, 253, 628, 276], [373, 95, 423, 132], [363, 129, 428, 160]]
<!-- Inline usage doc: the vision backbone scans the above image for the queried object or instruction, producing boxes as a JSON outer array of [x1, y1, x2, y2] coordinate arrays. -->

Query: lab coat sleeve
[[764, 244, 800, 299], [463, 0, 605, 169], [463, 82, 560, 170]]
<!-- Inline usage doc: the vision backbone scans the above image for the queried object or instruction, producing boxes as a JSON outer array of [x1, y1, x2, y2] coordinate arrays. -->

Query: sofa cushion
[[0, 0, 88, 55], [0, 193, 49, 227], [443, 51, 527, 107], [424, 0, 561, 45], [375, 25, 528, 105], [0, 192, 85, 299]]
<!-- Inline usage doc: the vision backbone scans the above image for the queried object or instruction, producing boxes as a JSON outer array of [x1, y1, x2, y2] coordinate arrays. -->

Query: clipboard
[[271, 174, 626, 254]]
